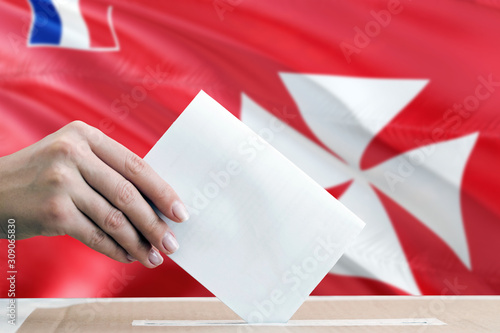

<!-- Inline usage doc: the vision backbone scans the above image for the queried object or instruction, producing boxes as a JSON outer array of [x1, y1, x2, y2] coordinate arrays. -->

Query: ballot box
[[4, 296, 500, 333]]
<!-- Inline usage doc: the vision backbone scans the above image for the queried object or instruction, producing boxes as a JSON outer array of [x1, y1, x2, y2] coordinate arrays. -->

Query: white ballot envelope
[[144, 91, 365, 323]]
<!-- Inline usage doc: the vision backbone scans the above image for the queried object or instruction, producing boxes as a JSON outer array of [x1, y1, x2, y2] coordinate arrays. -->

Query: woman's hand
[[0, 121, 189, 268]]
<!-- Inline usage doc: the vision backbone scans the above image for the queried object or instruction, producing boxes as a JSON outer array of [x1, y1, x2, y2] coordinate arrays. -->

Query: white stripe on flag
[[52, 0, 90, 49]]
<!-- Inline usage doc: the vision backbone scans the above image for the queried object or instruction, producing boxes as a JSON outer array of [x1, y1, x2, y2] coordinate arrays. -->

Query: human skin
[[0, 121, 189, 268]]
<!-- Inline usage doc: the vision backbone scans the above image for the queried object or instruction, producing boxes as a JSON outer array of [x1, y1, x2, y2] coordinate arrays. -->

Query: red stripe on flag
[[79, 1, 115, 48]]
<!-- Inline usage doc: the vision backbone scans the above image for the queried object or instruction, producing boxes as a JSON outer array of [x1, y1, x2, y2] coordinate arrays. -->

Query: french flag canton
[[27, 0, 119, 51]]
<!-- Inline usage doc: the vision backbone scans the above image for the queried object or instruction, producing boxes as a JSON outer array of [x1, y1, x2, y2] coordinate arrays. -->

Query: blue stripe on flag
[[28, 0, 62, 45]]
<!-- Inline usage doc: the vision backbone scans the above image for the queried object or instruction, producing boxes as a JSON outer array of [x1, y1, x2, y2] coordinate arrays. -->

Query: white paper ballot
[[144, 91, 365, 323]]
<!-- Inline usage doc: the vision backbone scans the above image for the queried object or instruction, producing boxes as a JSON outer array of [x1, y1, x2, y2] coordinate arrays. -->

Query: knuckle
[[42, 195, 69, 223], [43, 163, 72, 189], [154, 184, 174, 202], [45, 134, 89, 165], [116, 180, 136, 206], [47, 136, 76, 159], [103, 208, 126, 232], [143, 213, 162, 237], [65, 120, 88, 133], [88, 228, 107, 249], [63, 121, 104, 146], [125, 153, 146, 176]]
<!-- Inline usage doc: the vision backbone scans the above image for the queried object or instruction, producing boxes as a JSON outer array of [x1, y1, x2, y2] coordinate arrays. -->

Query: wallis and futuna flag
[[1, 0, 500, 297]]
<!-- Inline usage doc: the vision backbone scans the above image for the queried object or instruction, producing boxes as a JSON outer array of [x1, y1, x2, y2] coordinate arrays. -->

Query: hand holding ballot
[[0, 121, 188, 268]]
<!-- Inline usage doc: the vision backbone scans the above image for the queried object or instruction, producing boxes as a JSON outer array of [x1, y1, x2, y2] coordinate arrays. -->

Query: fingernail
[[162, 232, 179, 254], [126, 254, 136, 262], [172, 201, 189, 222], [148, 249, 163, 266]]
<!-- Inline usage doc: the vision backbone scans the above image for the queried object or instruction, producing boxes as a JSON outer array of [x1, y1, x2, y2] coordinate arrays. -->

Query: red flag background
[[1, 0, 500, 297]]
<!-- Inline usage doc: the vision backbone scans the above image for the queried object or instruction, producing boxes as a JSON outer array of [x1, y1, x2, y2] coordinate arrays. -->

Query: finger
[[66, 207, 139, 265], [83, 126, 189, 223], [71, 179, 168, 268], [77, 152, 180, 256]]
